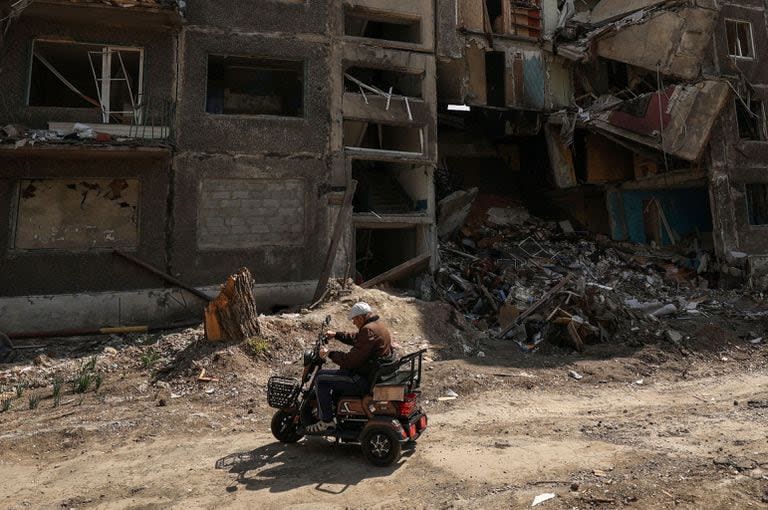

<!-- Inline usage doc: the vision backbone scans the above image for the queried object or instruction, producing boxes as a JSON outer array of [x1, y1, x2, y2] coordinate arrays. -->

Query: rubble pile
[[435, 205, 765, 352]]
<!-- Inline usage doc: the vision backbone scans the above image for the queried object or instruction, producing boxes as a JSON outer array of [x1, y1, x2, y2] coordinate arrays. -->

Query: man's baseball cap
[[347, 301, 372, 320]]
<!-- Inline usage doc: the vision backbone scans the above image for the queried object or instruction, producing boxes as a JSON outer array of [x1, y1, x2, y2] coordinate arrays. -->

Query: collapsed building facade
[[436, 0, 768, 289], [0, 0, 766, 331]]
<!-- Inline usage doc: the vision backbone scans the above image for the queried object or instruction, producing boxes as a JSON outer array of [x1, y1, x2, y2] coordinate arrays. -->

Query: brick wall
[[198, 178, 305, 248]]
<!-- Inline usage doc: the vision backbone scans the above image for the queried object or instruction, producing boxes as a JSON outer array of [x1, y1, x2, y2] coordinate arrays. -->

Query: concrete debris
[[568, 370, 583, 380], [434, 201, 765, 353], [438, 188, 479, 240], [486, 207, 530, 227]]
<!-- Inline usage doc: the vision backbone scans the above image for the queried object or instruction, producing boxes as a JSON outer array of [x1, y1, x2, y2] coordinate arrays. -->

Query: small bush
[[94, 373, 103, 392], [247, 337, 271, 356], [15, 383, 25, 398], [1, 399, 12, 413], [141, 349, 160, 370], [28, 394, 40, 410]]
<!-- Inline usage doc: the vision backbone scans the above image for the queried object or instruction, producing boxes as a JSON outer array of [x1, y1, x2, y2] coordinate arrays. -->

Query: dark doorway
[[485, 51, 506, 107]]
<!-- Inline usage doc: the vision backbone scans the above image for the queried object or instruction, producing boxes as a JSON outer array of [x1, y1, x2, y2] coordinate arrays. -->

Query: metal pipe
[[113, 250, 212, 301], [5, 319, 201, 340]]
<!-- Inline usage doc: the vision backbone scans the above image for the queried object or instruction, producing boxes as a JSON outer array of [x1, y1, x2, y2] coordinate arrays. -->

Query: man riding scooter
[[307, 301, 396, 433]]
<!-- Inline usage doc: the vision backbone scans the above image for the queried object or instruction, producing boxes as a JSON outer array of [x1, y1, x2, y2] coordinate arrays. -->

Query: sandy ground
[[1, 289, 767, 509]]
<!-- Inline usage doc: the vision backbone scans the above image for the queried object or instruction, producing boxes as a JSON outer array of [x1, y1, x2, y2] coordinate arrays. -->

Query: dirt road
[[2, 362, 767, 509]]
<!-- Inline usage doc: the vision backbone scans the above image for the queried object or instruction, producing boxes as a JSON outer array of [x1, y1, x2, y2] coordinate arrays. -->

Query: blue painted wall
[[607, 187, 712, 245], [522, 53, 545, 110]]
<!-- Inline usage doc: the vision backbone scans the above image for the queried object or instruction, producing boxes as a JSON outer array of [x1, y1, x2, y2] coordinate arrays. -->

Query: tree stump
[[204, 267, 261, 342]]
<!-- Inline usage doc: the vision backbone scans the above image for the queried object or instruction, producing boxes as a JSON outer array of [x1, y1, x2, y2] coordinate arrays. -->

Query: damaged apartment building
[[0, 0, 437, 330], [436, 0, 768, 289], [1, 0, 767, 332]]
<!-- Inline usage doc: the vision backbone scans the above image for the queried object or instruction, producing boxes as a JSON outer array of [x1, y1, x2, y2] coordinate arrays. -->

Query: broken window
[[726, 20, 754, 59], [746, 183, 768, 226], [344, 66, 423, 99], [736, 96, 766, 141], [28, 40, 143, 124], [344, 7, 422, 44], [344, 120, 424, 154], [352, 161, 429, 214], [206, 55, 303, 117]]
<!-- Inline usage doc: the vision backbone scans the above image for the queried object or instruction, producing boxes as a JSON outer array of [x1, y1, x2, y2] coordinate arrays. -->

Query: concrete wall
[[707, 1, 768, 283], [170, 153, 329, 286]]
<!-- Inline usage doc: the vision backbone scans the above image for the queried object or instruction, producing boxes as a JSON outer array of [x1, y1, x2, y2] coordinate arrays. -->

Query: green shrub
[[73, 371, 92, 394], [141, 349, 160, 370], [247, 337, 271, 356]]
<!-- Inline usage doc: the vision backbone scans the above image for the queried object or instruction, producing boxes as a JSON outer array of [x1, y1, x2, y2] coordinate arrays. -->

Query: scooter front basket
[[267, 376, 301, 408]]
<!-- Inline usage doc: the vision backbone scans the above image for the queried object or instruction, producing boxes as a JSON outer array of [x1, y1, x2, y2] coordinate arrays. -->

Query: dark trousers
[[315, 369, 369, 421]]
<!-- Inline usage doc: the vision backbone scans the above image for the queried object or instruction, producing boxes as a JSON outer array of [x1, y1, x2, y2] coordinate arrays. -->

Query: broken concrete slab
[[438, 187, 479, 240], [595, 7, 718, 80], [590, 80, 731, 162]]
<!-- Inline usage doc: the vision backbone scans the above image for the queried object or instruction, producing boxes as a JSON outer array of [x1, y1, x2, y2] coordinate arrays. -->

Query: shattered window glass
[[746, 184, 768, 226], [726, 20, 754, 59]]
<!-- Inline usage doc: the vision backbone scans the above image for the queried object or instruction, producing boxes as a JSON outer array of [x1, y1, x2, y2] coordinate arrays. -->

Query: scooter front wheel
[[271, 410, 303, 443]]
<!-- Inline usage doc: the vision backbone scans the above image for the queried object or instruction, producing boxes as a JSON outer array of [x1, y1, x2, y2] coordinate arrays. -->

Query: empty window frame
[[344, 66, 423, 99], [735, 95, 766, 141], [28, 40, 143, 124], [746, 183, 768, 226], [726, 19, 754, 59], [485, 0, 503, 32], [355, 227, 417, 283], [206, 55, 304, 117], [344, 120, 424, 154], [344, 7, 422, 44]]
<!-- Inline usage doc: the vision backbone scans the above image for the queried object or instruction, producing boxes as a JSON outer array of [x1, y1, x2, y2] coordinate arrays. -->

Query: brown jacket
[[329, 315, 394, 379]]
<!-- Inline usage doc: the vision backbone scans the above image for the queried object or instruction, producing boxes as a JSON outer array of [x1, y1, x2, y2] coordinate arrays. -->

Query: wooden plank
[[312, 181, 357, 302], [361, 253, 431, 289], [496, 273, 573, 338]]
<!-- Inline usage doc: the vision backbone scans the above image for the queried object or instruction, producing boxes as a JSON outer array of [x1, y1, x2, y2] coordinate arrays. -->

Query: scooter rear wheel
[[271, 410, 303, 443], [361, 426, 401, 467]]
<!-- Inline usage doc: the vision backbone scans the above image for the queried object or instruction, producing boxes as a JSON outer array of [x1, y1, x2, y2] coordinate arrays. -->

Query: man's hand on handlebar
[[324, 331, 336, 340], [318, 346, 329, 358]]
